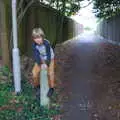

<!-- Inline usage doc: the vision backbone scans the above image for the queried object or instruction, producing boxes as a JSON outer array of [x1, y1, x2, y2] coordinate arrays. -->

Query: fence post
[[40, 64, 50, 108]]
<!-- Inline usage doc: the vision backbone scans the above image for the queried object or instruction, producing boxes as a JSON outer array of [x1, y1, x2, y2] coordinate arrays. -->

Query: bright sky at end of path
[[71, 0, 98, 31]]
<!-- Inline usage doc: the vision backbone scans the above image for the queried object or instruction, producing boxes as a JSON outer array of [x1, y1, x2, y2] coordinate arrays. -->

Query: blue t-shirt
[[36, 44, 54, 61]]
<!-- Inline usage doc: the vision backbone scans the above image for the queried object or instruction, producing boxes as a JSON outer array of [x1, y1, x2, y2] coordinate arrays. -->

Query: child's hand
[[41, 60, 49, 67], [41, 63, 48, 69]]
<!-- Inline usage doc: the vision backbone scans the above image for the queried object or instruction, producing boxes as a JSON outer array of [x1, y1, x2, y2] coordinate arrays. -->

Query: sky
[[71, 0, 98, 31]]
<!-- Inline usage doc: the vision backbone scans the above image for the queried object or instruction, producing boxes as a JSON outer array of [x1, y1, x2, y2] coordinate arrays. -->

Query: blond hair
[[32, 28, 45, 38]]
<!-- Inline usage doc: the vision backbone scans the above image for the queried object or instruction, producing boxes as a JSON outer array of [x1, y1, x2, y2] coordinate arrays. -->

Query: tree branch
[[81, 0, 93, 8], [17, 0, 34, 27], [17, 0, 24, 13]]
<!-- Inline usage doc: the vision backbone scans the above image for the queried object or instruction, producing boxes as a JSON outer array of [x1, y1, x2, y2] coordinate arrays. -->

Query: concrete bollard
[[40, 64, 50, 108], [12, 48, 21, 93], [12, 0, 21, 94]]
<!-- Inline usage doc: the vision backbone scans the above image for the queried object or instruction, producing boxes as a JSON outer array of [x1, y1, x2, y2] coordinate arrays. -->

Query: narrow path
[[56, 33, 120, 120]]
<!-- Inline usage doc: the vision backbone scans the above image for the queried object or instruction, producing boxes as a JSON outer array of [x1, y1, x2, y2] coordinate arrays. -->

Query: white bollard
[[40, 64, 50, 108], [12, 0, 21, 94], [12, 48, 21, 93]]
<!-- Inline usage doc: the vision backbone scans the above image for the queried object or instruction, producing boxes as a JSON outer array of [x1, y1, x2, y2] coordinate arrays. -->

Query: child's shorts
[[32, 59, 54, 87]]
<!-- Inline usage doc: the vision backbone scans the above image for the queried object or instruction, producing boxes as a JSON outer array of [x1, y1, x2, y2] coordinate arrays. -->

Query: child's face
[[33, 36, 43, 45]]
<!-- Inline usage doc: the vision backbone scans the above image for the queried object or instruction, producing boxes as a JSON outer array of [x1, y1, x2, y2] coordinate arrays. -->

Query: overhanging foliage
[[93, 0, 120, 19]]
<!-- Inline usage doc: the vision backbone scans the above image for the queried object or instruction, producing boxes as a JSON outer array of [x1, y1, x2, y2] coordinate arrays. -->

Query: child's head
[[32, 28, 45, 44]]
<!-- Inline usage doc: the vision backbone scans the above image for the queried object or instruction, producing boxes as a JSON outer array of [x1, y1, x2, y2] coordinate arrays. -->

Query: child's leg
[[48, 59, 55, 88], [32, 63, 41, 88]]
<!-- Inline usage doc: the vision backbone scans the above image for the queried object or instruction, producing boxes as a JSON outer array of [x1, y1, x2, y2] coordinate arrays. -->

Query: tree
[[93, 0, 120, 19]]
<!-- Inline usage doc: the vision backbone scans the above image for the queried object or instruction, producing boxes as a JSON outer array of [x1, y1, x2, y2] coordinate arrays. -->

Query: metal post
[[12, 0, 21, 93], [40, 64, 50, 108]]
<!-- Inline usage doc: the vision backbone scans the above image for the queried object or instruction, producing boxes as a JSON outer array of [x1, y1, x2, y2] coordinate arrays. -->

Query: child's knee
[[32, 63, 41, 77]]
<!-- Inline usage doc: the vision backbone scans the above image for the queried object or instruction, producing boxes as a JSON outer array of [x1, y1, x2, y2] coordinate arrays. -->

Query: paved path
[[56, 33, 120, 120]]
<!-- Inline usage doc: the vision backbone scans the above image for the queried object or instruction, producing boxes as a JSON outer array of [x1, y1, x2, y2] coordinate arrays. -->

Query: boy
[[32, 28, 55, 99]]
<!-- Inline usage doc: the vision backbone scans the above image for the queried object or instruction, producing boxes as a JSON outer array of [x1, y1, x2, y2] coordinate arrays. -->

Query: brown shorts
[[32, 59, 55, 87]]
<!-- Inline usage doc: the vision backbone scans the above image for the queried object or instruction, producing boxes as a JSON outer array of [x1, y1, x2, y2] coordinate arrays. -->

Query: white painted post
[[40, 64, 50, 108], [12, 0, 21, 93]]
